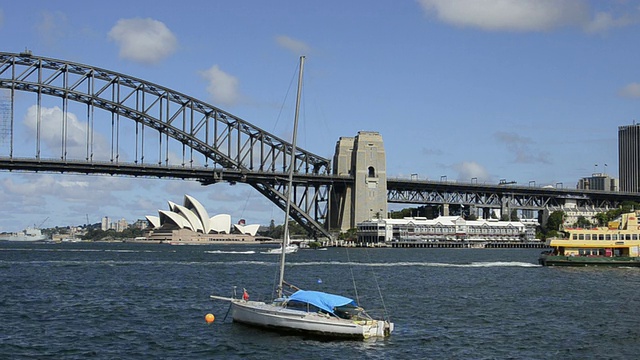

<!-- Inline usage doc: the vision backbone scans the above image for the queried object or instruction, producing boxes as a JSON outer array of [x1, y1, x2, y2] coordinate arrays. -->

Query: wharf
[[390, 241, 548, 249]]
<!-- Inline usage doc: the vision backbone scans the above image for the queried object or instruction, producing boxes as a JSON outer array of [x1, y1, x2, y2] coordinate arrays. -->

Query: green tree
[[546, 211, 565, 232], [575, 216, 592, 228], [338, 228, 357, 241], [594, 212, 609, 227]]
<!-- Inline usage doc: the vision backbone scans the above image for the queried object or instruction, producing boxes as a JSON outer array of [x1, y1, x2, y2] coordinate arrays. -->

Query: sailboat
[[210, 56, 393, 340]]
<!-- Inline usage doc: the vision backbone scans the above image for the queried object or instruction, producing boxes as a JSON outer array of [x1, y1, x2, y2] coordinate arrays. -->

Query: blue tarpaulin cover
[[288, 290, 356, 315]]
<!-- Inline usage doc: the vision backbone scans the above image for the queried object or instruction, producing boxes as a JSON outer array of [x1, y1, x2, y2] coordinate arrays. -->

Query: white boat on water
[[264, 243, 299, 254], [210, 289, 392, 339], [210, 56, 393, 340], [0, 227, 47, 242]]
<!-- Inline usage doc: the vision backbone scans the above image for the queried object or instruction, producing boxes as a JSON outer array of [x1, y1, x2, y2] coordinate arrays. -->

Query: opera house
[[144, 194, 270, 244]]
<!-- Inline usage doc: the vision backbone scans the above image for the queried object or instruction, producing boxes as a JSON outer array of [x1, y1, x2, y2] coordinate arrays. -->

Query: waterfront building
[[356, 216, 535, 244], [619, 123, 640, 192], [545, 205, 612, 228], [576, 173, 618, 192]]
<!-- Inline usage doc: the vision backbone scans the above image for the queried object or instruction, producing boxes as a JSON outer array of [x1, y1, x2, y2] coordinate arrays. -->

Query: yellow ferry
[[539, 211, 640, 266]]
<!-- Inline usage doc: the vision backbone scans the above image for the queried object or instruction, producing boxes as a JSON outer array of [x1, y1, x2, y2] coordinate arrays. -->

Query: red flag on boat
[[242, 288, 249, 301]]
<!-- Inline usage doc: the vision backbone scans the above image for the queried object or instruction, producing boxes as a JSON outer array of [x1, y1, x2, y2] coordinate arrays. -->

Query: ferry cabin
[[542, 211, 640, 263]]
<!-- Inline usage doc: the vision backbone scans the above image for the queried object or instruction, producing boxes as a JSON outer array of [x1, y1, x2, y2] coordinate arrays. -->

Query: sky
[[0, 0, 638, 231]]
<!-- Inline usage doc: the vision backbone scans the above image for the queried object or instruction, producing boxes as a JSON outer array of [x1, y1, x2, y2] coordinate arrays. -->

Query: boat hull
[[539, 255, 640, 267], [0, 227, 47, 242], [228, 299, 392, 340], [0, 235, 47, 242]]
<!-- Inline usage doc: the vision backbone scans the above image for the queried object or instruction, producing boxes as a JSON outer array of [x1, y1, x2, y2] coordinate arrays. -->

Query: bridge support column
[[330, 131, 388, 232], [501, 195, 511, 220]]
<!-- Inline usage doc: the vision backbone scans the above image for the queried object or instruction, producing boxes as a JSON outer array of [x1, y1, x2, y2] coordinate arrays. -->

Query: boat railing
[[359, 308, 392, 322]]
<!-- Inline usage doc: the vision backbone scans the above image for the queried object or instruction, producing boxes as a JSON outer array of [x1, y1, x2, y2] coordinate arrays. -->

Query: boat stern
[[362, 319, 394, 339]]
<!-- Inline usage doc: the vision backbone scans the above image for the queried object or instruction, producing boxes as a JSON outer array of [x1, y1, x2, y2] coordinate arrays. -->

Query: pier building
[[356, 216, 538, 246]]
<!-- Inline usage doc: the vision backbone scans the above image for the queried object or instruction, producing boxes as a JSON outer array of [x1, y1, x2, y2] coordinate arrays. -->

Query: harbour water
[[1, 242, 638, 359]]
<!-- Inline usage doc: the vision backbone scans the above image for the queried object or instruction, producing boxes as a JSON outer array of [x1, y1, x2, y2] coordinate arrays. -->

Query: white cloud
[[199, 65, 240, 106], [23, 105, 108, 158], [453, 161, 491, 182], [36, 10, 68, 46], [584, 11, 633, 33], [276, 35, 311, 55], [108, 18, 177, 64], [494, 131, 551, 164], [416, 0, 629, 32], [618, 83, 640, 98]]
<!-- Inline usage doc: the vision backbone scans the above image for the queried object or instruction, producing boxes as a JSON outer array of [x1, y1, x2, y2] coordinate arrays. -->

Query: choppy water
[[1, 242, 639, 359]]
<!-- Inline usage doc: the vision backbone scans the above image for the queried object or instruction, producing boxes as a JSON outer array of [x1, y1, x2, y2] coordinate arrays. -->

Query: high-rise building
[[101, 216, 110, 231], [116, 218, 128, 232], [619, 123, 640, 192], [577, 173, 618, 192]]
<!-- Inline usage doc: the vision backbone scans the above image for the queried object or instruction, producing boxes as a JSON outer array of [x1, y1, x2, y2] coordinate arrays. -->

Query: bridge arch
[[0, 51, 333, 238]]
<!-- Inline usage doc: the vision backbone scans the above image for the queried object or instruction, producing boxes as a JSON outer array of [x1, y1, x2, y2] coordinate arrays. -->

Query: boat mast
[[277, 55, 304, 298]]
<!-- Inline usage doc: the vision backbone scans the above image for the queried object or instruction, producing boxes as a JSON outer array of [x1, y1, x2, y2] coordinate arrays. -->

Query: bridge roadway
[[1, 157, 638, 214]]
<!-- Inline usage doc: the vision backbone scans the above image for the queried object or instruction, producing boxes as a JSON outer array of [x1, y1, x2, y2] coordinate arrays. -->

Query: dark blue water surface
[[1, 242, 639, 359]]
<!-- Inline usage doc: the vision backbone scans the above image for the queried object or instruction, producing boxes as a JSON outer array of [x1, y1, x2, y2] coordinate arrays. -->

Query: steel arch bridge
[[0, 51, 336, 238]]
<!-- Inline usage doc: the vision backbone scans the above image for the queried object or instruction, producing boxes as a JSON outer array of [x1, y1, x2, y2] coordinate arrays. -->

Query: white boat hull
[[217, 298, 392, 340], [264, 245, 298, 254]]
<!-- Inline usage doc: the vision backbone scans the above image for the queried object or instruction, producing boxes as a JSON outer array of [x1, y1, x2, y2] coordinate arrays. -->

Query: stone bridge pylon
[[330, 131, 388, 232]]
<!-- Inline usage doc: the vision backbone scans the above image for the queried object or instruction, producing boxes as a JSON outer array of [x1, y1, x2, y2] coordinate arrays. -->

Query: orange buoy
[[205, 313, 215, 323]]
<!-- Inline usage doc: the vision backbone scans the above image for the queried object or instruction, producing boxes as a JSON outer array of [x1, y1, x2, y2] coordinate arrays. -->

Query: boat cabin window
[[286, 300, 324, 314], [612, 234, 618, 240], [598, 235, 604, 240], [634, 234, 638, 240], [605, 234, 611, 240], [334, 304, 362, 320], [572, 234, 578, 240], [626, 234, 631, 240], [585, 234, 591, 240], [578, 234, 584, 240]]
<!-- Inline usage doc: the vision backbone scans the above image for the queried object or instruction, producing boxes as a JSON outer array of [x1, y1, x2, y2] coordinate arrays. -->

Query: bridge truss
[[387, 179, 640, 215], [0, 51, 333, 238], [1, 52, 638, 235]]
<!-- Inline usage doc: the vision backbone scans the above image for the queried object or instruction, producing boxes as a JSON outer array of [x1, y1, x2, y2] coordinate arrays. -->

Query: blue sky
[[0, 0, 638, 231]]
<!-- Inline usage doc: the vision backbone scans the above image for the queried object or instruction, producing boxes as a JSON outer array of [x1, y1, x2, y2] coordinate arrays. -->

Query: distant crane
[[37, 217, 49, 229], [86, 214, 89, 226]]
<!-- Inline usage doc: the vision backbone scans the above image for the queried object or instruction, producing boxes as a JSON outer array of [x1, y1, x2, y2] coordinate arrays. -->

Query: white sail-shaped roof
[[174, 204, 204, 233], [159, 210, 192, 230], [233, 223, 260, 236], [167, 201, 179, 212], [145, 195, 261, 236], [145, 215, 161, 229], [184, 194, 211, 234], [210, 214, 232, 234]]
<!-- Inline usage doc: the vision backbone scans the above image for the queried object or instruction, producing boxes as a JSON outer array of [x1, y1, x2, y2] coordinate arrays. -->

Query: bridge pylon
[[330, 131, 388, 232]]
